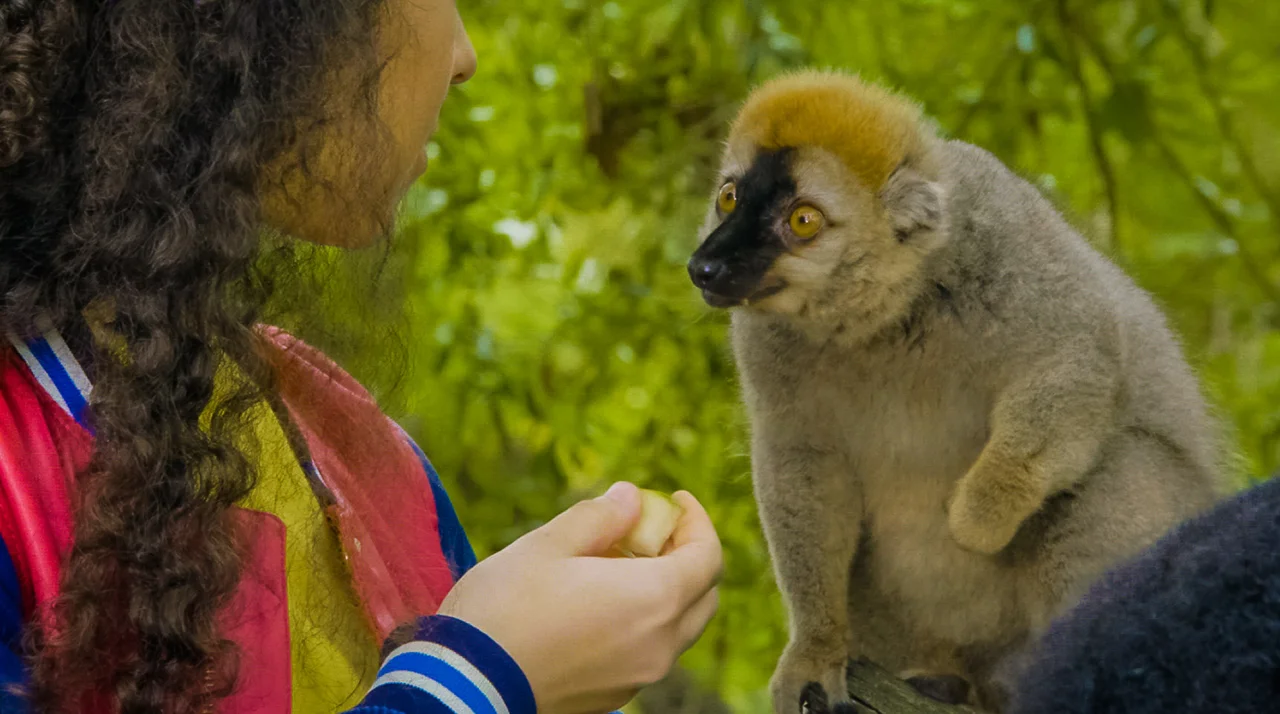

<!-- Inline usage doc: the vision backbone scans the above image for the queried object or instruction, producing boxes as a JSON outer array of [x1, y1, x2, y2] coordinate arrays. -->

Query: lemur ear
[[879, 164, 945, 243]]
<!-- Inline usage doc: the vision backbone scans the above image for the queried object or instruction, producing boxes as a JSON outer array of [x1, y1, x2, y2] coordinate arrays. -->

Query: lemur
[[686, 70, 1225, 712]]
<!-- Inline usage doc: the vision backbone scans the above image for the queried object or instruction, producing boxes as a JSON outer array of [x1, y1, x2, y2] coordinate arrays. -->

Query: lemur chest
[[828, 364, 1015, 639], [831, 360, 991, 509]]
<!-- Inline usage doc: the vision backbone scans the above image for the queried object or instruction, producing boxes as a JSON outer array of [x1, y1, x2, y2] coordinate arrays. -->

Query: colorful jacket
[[0, 322, 535, 714]]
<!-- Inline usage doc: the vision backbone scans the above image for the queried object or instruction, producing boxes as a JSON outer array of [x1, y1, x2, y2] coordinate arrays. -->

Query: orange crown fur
[[730, 70, 928, 190]]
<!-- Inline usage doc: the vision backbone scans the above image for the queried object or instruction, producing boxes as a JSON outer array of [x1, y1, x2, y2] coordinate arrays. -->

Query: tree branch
[[1157, 0, 1280, 228], [1055, 0, 1124, 257], [951, 42, 1018, 141], [951, 1, 1053, 141], [1153, 137, 1280, 306], [1062, 5, 1280, 304]]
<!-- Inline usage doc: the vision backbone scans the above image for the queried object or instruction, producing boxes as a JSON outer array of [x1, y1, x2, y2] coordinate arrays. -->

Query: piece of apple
[[617, 489, 684, 557]]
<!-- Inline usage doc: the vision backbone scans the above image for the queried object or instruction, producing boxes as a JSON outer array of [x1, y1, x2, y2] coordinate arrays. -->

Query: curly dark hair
[[0, 1, 393, 711]]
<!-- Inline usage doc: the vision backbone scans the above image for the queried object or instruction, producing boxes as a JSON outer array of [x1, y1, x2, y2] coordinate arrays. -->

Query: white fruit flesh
[[619, 489, 684, 557]]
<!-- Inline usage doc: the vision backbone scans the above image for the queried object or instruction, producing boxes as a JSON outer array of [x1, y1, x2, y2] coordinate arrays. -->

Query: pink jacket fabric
[[0, 328, 458, 711]]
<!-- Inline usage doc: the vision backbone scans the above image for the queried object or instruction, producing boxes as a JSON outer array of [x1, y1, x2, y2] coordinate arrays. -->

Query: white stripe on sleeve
[[5, 330, 72, 416], [370, 670, 479, 714], [380, 641, 509, 714]]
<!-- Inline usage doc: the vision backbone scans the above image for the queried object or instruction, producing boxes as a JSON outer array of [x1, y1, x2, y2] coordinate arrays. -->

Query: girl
[[0, 1, 723, 713]]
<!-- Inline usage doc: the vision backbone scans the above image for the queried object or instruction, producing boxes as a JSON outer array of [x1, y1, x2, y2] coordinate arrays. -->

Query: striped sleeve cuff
[[347, 615, 536, 714]]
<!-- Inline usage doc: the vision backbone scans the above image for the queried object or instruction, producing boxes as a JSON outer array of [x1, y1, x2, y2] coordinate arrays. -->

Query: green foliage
[[355, 0, 1280, 710]]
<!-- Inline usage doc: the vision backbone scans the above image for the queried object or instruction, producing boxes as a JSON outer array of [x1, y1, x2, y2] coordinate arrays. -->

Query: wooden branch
[[843, 660, 980, 714], [639, 660, 980, 714]]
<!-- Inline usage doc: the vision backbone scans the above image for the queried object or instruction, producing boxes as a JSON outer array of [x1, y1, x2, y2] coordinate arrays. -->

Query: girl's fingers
[[538, 482, 643, 556], [668, 491, 717, 550], [662, 491, 723, 606], [677, 585, 720, 647]]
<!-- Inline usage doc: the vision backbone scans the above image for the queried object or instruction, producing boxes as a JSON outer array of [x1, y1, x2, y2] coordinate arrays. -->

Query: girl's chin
[[396, 149, 429, 195], [412, 148, 429, 179]]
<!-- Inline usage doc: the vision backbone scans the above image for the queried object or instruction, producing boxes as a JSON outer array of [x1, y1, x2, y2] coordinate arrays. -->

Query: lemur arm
[[948, 349, 1119, 555], [751, 408, 864, 712]]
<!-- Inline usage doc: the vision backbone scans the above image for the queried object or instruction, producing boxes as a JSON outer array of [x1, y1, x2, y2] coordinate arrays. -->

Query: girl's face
[[263, 0, 477, 247]]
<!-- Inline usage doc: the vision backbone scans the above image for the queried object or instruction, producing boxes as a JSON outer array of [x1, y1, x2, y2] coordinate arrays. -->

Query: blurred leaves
[[336, 0, 1280, 710]]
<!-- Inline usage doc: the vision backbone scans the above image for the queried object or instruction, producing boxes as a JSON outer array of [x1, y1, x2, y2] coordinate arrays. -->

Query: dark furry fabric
[[1010, 476, 1280, 714]]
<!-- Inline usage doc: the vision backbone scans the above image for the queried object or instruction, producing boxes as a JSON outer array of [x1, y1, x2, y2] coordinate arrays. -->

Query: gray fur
[[704, 139, 1226, 712]]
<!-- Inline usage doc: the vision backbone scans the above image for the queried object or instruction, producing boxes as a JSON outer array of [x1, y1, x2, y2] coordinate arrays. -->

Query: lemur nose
[[688, 258, 727, 289]]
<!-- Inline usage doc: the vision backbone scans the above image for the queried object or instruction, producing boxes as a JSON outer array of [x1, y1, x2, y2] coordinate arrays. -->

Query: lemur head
[[688, 71, 948, 331]]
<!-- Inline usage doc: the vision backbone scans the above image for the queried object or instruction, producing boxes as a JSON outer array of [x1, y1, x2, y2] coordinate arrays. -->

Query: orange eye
[[717, 182, 737, 215], [789, 205, 825, 239]]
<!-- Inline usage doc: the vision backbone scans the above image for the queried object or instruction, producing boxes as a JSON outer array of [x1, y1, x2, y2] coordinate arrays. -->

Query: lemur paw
[[946, 477, 1035, 554], [771, 647, 849, 714], [796, 682, 860, 714]]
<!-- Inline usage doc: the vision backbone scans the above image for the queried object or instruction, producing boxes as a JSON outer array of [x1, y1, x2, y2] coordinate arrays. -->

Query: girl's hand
[[438, 482, 723, 714]]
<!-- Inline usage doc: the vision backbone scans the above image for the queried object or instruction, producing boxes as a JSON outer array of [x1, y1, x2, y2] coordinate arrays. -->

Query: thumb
[[541, 482, 643, 556]]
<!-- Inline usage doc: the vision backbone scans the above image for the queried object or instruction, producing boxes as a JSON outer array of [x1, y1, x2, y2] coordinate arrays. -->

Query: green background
[[330, 1, 1280, 710]]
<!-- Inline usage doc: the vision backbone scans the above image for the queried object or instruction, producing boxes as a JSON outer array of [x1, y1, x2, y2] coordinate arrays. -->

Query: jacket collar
[[4, 315, 93, 433]]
